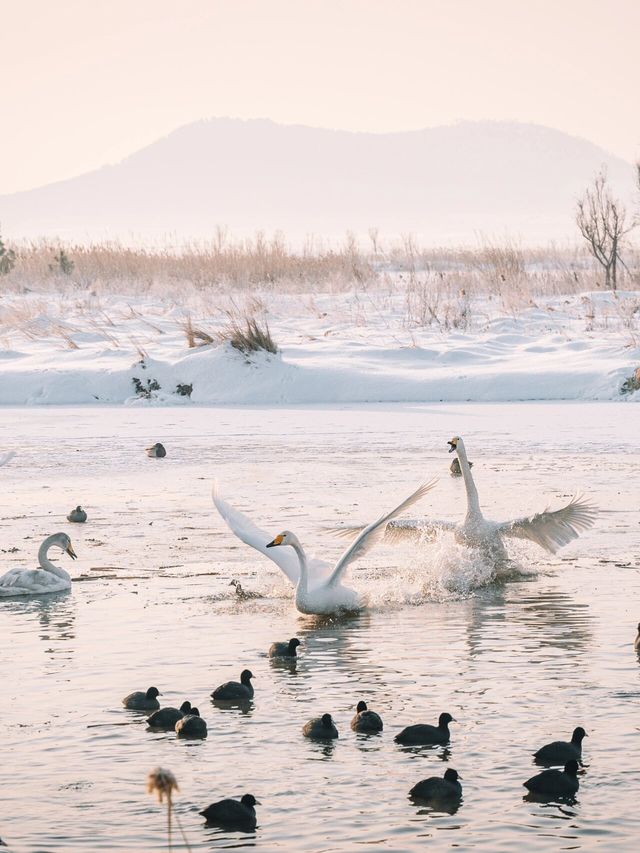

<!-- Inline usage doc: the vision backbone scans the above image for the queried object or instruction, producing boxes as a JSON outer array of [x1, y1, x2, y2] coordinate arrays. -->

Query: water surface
[[0, 403, 639, 851]]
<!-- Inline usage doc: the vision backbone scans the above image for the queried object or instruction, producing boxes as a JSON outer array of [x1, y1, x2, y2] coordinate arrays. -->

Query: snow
[[0, 287, 638, 405]]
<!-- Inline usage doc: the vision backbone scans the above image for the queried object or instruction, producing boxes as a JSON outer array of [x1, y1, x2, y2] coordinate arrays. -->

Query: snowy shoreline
[[0, 288, 638, 405]]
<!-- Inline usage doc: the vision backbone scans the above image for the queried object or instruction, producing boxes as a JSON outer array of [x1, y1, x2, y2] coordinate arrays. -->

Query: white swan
[[331, 436, 596, 559], [212, 480, 436, 615], [0, 533, 77, 596]]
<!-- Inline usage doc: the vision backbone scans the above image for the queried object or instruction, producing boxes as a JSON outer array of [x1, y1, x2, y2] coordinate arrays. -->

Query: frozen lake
[[1, 402, 639, 851]]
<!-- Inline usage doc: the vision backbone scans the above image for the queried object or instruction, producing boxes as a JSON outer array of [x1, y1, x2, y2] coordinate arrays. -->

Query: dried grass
[[218, 312, 278, 355], [182, 315, 214, 348], [0, 234, 638, 350]]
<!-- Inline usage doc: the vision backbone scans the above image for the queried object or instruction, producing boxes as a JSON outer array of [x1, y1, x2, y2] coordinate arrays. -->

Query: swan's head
[[444, 768, 461, 783], [447, 436, 461, 453], [356, 701, 368, 713], [266, 530, 299, 549], [145, 686, 161, 699], [439, 712, 455, 727], [240, 669, 254, 684], [53, 532, 77, 560]]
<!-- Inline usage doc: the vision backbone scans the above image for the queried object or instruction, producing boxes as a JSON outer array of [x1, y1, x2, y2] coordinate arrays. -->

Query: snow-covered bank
[[0, 289, 638, 404]]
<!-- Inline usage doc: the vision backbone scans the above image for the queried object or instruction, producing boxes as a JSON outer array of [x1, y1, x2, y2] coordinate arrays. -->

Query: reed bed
[[0, 235, 638, 353]]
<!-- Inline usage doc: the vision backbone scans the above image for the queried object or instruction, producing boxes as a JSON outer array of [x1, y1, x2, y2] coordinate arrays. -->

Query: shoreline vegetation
[[1, 234, 639, 295], [0, 235, 638, 405]]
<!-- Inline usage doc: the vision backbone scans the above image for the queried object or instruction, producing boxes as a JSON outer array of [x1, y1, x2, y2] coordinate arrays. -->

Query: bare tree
[[576, 169, 633, 290]]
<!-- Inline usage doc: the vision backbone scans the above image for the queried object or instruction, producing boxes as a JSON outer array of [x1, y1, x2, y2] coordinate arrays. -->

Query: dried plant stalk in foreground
[[146, 768, 191, 852]]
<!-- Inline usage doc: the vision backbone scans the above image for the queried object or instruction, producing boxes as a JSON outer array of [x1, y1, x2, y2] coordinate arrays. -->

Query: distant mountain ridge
[[0, 118, 635, 245]]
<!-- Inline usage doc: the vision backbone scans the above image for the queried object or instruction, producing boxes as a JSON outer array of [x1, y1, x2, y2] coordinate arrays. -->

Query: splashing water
[[424, 536, 499, 595], [359, 533, 534, 609], [217, 533, 536, 614]]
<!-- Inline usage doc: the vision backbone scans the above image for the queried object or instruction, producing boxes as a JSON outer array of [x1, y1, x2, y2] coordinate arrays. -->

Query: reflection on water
[[3, 591, 77, 668], [268, 656, 297, 676], [211, 699, 254, 715], [396, 744, 452, 763], [1, 403, 639, 852], [304, 739, 337, 761], [464, 584, 594, 661], [411, 797, 462, 817], [523, 791, 579, 809], [3, 589, 76, 642]]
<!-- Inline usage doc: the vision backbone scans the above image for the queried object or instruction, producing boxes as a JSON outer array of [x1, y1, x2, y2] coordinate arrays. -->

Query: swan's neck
[[38, 537, 71, 580], [292, 542, 309, 594], [457, 442, 481, 517]]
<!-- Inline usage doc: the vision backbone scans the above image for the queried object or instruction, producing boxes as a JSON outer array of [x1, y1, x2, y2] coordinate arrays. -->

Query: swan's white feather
[[498, 496, 597, 554], [328, 517, 454, 544], [327, 480, 438, 585], [0, 568, 69, 596], [212, 482, 330, 584]]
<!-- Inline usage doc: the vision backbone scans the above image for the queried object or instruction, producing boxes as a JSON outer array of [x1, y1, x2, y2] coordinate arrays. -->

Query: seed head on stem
[[147, 767, 179, 804]]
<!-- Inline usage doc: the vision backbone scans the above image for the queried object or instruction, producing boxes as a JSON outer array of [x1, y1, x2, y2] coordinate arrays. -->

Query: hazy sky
[[2, 0, 638, 194]]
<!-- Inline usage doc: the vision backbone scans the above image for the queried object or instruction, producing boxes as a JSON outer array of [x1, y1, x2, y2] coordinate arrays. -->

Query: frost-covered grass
[[0, 239, 639, 405], [2, 235, 639, 297]]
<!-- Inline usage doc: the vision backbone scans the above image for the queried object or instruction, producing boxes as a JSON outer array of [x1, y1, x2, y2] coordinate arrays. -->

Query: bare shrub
[[405, 276, 472, 330]]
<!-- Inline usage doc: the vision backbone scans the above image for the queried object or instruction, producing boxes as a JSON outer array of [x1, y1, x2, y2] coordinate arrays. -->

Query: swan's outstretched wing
[[328, 517, 455, 544], [326, 480, 438, 586], [498, 496, 597, 554], [0, 451, 15, 467], [212, 482, 330, 585]]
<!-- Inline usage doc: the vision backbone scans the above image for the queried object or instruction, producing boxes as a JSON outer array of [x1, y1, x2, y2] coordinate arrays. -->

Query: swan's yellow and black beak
[[447, 439, 457, 453], [66, 541, 77, 560], [266, 534, 284, 548]]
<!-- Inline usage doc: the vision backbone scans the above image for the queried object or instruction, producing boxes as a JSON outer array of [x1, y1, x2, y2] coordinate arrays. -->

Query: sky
[[1, 0, 639, 195]]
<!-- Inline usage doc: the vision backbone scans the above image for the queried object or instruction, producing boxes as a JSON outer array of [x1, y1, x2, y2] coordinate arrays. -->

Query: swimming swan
[[331, 436, 596, 558], [212, 480, 436, 615], [0, 533, 77, 596]]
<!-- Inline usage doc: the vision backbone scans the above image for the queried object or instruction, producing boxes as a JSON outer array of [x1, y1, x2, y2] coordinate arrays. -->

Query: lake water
[[1, 403, 639, 852]]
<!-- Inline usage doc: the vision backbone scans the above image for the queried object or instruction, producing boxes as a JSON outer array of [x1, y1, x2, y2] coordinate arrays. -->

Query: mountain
[[0, 119, 635, 245]]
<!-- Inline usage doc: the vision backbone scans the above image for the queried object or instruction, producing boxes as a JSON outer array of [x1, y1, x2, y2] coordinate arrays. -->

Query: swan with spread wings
[[330, 436, 596, 560], [212, 479, 437, 615]]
